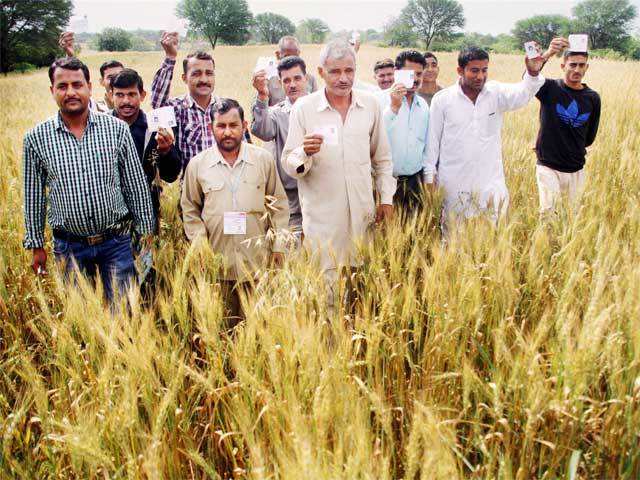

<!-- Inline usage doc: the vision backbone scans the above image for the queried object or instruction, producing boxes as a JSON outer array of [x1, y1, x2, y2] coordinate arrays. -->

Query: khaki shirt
[[181, 143, 290, 281], [282, 89, 396, 271]]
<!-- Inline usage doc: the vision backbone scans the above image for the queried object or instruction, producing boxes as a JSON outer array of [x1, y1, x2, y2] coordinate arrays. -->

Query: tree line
[[1, 0, 638, 73]]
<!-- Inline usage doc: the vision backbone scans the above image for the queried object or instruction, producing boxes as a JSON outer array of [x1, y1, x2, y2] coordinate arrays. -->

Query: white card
[[224, 212, 247, 235], [524, 41, 539, 59], [255, 56, 279, 79], [147, 106, 177, 132], [315, 125, 339, 146], [349, 31, 360, 45], [568, 34, 589, 53], [394, 70, 415, 88]]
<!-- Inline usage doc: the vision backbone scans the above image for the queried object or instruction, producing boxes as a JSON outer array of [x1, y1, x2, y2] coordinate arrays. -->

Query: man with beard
[[151, 32, 219, 169], [251, 56, 309, 236], [378, 50, 429, 213], [181, 99, 289, 323], [534, 40, 601, 214], [281, 40, 395, 290], [424, 46, 545, 231], [23, 58, 154, 302]]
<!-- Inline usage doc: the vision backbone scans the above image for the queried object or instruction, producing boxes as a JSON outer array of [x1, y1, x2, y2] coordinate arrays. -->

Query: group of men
[[22, 31, 601, 316]]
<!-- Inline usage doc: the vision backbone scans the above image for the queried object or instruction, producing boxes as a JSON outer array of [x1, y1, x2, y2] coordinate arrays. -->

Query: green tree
[[254, 12, 295, 44], [400, 0, 465, 49], [512, 14, 571, 48], [383, 16, 419, 47], [97, 28, 132, 52], [297, 18, 330, 44], [177, 0, 253, 49], [573, 0, 637, 50], [0, 0, 73, 73]]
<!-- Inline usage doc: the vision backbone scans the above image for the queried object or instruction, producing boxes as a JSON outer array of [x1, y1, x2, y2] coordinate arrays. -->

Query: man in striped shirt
[[151, 32, 219, 170], [23, 57, 154, 302]]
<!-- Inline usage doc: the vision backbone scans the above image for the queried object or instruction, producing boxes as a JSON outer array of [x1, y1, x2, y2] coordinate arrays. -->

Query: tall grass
[[1, 45, 639, 479]]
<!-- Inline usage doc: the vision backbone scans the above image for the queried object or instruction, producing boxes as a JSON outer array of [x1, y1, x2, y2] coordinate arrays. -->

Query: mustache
[[196, 82, 211, 87]]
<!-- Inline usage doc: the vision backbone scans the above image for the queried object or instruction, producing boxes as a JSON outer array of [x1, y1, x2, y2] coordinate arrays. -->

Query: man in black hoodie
[[535, 40, 601, 213]]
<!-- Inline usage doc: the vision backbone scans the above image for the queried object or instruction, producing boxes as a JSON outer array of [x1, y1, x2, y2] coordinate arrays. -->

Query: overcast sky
[[71, 0, 639, 36]]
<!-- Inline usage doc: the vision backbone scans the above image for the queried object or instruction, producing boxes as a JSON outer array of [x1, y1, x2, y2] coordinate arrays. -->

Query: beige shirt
[[181, 143, 290, 281], [282, 88, 396, 271]]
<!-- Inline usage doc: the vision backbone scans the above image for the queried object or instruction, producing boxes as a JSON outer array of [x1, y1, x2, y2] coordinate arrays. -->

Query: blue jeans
[[53, 234, 136, 303]]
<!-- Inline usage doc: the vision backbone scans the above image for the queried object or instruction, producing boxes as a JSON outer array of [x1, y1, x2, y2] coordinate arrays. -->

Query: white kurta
[[282, 89, 396, 271], [424, 72, 545, 220]]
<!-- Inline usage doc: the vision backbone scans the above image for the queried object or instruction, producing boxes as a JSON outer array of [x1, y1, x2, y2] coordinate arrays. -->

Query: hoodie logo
[[556, 100, 591, 128]]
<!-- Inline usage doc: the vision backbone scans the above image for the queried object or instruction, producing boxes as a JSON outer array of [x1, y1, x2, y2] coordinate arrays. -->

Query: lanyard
[[224, 160, 247, 210]]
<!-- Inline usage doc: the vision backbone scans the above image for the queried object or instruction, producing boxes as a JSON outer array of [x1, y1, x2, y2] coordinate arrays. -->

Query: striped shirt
[[22, 110, 155, 249], [150, 57, 220, 169]]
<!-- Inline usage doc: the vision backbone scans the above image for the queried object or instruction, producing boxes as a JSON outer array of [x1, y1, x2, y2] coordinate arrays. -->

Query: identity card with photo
[[224, 212, 247, 235], [147, 106, 177, 132], [568, 34, 589, 52], [394, 70, 415, 88]]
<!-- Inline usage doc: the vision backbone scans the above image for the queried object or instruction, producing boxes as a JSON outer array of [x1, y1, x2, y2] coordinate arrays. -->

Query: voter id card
[[394, 70, 415, 88], [524, 41, 539, 59], [224, 212, 247, 235], [255, 56, 279, 79], [147, 106, 177, 132], [568, 34, 588, 52], [315, 125, 339, 146]]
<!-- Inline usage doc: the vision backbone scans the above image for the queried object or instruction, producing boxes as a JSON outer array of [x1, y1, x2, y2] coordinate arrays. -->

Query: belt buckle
[[86, 233, 105, 246]]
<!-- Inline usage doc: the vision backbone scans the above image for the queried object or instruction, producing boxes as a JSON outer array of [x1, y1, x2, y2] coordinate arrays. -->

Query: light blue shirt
[[379, 91, 430, 177]]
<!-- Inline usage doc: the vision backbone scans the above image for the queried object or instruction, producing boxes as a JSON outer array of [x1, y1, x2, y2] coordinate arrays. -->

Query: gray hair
[[319, 40, 356, 66], [278, 36, 300, 52]]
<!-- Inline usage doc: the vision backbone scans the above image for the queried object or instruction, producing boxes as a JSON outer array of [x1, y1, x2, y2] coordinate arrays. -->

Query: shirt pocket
[[240, 179, 266, 214], [184, 122, 202, 148], [482, 112, 500, 138], [202, 180, 226, 216]]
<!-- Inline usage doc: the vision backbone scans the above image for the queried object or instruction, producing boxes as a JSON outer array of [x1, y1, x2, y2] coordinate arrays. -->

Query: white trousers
[[535, 165, 585, 213]]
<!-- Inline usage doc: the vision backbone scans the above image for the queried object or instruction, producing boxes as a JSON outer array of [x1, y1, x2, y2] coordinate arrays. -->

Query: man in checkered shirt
[[151, 32, 220, 170], [22, 57, 154, 302]]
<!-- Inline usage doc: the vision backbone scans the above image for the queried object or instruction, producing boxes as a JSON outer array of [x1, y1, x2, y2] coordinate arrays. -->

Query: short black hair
[[48, 57, 90, 84], [213, 98, 244, 123], [395, 50, 426, 69], [458, 46, 490, 68], [99, 60, 124, 79], [373, 58, 394, 73], [183, 51, 215, 74], [278, 56, 306, 76], [110, 68, 144, 93], [424, 52, 438, 64], [563, 50, 589, 60]]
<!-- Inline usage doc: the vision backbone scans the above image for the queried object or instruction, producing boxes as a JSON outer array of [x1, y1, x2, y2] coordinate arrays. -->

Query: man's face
[[182, 58, 215, 98], [423, 57, 439, 83], [374, 66, 394, 90], [458, 59, 489, 93], [213, 108, 246, 152], [562, 55, 589, 84], [100, 65, 123, 106], [112, 85, 146, 123], [276, 41, 300, 60], [399, 60, 424, 94], [50, 68, 92, 115], [318, 56, 356, 98], [280, 65, 308, 103]]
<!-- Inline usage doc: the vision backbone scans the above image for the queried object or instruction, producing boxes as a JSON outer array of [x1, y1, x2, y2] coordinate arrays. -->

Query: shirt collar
[[55, 108, 97, 131], [207, 143, 255, 168], [185, 93, 218, 111], [110, 109, 147, 129], [316, 88, 365, 113]]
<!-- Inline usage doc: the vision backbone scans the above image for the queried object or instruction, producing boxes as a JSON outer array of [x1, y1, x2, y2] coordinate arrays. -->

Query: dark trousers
[[219, 280, 252, 331], [393, 171, 423, 213], [53, 234, 136, 303]]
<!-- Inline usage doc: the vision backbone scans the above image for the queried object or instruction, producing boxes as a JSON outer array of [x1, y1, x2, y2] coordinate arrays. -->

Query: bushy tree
[[573, 0, 637, 50], [297, 18, 330, 44], [97, 28, 132, 52], [177, 0, 253, 49], [400, 0, 465, 49], [383, 16, 419, 47], [0, 0, 73, 73], [512, 14, 571, 48], [254, 12, 295, 44]]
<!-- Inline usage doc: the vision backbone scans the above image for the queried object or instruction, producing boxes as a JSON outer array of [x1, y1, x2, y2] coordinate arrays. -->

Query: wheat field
[[0, 44, 639, 479]]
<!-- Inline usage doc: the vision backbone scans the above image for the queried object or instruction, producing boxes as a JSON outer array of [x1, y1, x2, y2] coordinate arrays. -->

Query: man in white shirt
[[424, 46, 545, 230], [281, 40, 395, 282]]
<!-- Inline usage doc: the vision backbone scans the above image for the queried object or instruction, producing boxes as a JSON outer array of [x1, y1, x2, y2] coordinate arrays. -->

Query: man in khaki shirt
[[181, 99, 289, 321], [281, 40, 396, 278]]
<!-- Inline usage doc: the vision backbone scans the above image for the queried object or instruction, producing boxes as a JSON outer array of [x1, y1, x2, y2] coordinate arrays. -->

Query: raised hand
[[161, 31, 179, 59]]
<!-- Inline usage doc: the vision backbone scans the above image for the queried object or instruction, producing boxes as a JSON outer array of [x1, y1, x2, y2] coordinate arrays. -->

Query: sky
[[71, 0, 640, 36]]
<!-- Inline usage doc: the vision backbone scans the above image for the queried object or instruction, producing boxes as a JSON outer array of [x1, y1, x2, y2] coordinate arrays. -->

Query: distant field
[[0, 45, 639, 479]]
